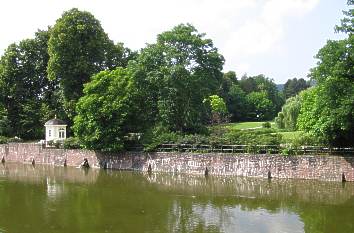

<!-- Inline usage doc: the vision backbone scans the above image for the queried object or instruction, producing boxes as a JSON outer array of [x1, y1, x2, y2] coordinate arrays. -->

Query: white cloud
[[222, 0, 319, 74], [0, 0, 321, 82]]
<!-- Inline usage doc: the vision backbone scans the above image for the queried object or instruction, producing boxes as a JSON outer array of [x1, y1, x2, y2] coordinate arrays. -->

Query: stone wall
[[0, 143, 354, 182]]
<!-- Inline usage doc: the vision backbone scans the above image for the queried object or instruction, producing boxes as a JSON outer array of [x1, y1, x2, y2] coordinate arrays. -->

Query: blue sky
[[0, 0, 349, 83]]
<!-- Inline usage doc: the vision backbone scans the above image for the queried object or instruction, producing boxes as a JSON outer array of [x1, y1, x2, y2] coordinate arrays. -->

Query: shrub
[[225, 128, 280, 144], [7, 137, 23, 143], [63, 137, 82, 149], [262, 122, 271, 128], [46, 140, 61, 148], [0, 136, 8, 144], [142, 126, 182, 152]]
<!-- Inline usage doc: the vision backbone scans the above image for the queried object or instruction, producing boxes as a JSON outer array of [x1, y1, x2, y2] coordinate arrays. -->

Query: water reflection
[[0, 163, 353, 233]]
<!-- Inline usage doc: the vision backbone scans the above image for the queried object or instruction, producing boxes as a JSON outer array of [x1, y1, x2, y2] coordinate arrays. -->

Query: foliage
[[142, 126, 182, 152], [0, 136, 8, 144], [0, 104, 10, 136], [225, 84, 248, 121], [297, 78, 354, 146], [219, 74, 284, 122], [298, 3, 354, 146], [0, 30, 54, 139], [73, 68, 134, 152], [240, 74, 284, 117], [283, 78, 310, 99], [131, 24, 224, 133], [47, 8, 134, 121], [246, 91, 274, 120], [219, 71, 237, 100], [6, 137, 23, 143], [223, 128, 282, 146], [335, 0, 354, 34], [203, 95, 228, 124], [275, 94, 302, 131], [62, 137, 82, 149], [262, 122, 271, 128]]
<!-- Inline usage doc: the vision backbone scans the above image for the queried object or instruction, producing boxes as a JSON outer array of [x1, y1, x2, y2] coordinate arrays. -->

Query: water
[[0, 163, 353, 233]]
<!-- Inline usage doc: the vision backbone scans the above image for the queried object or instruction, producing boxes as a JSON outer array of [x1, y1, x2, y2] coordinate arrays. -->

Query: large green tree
[[0, 30, 54, 139], [73, 68, 134, 151], [298, 1, 354, 146], [132, 24, 224, 133], [47, 8, 133, 121]]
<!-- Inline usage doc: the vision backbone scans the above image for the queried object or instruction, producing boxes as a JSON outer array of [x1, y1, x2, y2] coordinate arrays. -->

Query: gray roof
[[44, 118, 66, 126]]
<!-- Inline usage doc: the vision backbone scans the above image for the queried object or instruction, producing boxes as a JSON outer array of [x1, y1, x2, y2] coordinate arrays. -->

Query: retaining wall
[[0, 143, 353, 182]]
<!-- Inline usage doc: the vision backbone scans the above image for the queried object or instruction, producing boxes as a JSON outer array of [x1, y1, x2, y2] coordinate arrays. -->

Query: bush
[[281, 144, 296, 156], [142, 126, 182, 152], [282, 132, 322, 147], [224, 128, 282, 146], [7, 137, 23, 143], [0, 136, 8, 144], [46, 140, 61, 148], [262, 122, 271, 128], [63, 137, 82, 149], [176, 134, 209, 145]]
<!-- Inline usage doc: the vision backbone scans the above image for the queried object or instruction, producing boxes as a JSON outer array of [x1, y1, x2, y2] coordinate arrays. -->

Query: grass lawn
[[217, 121, 274, 130], [211, 122, 303, 144]]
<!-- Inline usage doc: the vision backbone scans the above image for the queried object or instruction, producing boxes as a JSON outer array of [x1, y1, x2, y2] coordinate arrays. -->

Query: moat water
[[0, 163, 353, 233]]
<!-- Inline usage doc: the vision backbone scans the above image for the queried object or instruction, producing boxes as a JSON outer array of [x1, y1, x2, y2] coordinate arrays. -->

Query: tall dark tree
[[47, 8, 134, 121], [0, 30, 52, 139], [283, 78, 310, 99]]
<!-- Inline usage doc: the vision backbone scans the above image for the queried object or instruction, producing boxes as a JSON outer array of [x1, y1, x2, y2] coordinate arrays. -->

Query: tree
[[239, 74, 284, 120], [246, 91, 274, 120], [275, 94, 302, 131], [219, 71, 237, 99], [73, 68, 134, 151], [0, 103, 10, 136], [203, 95, 228, 124], [0, 29, 53, 139], [298, 1, 354, 146], [283, 78, 310, 99], [48, 8, 133, 121], [297, 78, 354, 146], [226, 84, 248, 121], [132, 24, 224, 133], [335, 0, 354, 34]]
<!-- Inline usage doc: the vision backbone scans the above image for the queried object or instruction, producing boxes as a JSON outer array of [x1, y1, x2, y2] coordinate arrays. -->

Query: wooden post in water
[[342, 173, 346, 182]]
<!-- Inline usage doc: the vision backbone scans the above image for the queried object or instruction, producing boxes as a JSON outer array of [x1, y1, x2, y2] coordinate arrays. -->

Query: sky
[[0, 0, 349, 83]]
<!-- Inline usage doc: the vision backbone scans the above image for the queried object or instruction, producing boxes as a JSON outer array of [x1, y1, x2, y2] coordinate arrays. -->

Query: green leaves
[[132, 24, 224, 133], [275, 94, 302, 131], [73, 68, 133, 151], [47, 8, 134, 121]]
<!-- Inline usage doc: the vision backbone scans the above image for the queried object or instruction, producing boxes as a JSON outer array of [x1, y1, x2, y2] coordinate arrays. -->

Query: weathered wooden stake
[[267, 171, 272, 179], [82, 158, 90, 169], [204, 167, 209, 177], [342, 173, 346, 182]]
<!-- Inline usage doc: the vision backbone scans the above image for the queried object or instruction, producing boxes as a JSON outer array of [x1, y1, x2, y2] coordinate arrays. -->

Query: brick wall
[[1, 143, 353, 182]]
